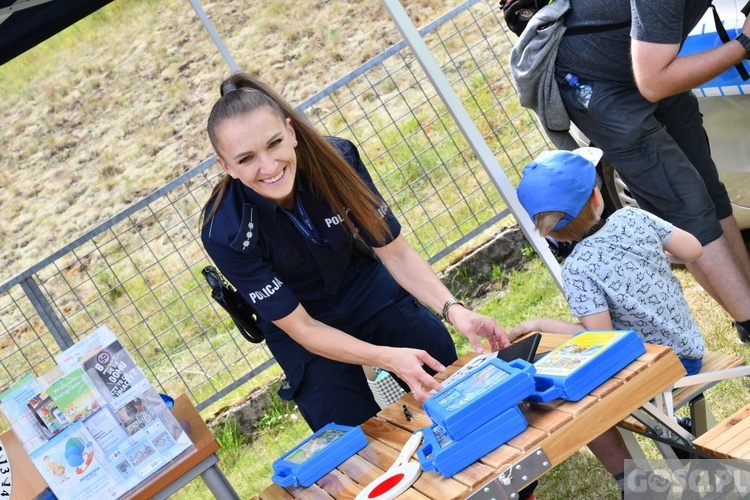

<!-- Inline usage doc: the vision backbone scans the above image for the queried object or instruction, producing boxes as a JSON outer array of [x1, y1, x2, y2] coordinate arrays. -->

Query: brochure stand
[[0, 326, 200, 500], [0, 393, 239, 500]]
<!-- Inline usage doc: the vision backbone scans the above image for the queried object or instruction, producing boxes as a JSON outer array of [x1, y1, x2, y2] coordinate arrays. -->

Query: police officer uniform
[[202, 137, 458, 431]]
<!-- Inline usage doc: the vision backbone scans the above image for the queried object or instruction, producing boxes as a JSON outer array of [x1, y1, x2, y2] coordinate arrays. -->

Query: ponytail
[[203, 73, 391, 246]]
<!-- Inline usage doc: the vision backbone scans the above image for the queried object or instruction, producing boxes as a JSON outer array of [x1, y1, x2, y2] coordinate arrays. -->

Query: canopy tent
[[0, 0, 238, 68], [0, 0, 114, 65]]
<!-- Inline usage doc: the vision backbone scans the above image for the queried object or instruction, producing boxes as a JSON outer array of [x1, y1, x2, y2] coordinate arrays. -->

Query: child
[[512, 147, 706, 492], [512, 147, 705, 375]]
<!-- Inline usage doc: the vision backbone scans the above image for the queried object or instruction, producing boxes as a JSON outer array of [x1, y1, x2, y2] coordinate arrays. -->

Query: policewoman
[[201, 72, 510, 431]]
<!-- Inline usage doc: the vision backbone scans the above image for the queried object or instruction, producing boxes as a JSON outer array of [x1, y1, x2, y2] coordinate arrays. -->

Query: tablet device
[[497, 332, 541, 364]]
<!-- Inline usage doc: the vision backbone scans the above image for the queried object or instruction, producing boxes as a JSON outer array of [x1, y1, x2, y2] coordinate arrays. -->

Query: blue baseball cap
[[516, 147, 602, 231]]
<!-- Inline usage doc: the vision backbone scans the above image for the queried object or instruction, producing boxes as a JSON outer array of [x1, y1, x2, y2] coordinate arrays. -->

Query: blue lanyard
[[283, 200, 329, 245]]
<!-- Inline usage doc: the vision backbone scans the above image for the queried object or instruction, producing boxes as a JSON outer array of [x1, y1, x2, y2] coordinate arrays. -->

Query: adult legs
[[357, 287, 459, 387], [290, 287, 459, 431], [292, 356, 384, 431], [684, 225, 745, 312], [657, 93, 750, 325], [721, 215, 750, 279], [559, 79, 750, 335]]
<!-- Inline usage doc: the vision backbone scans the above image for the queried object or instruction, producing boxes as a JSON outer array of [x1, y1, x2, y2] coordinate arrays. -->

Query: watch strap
[[441, 297, 466, 325], [710, 5, 750, 81], [736, 33, 750, 60]]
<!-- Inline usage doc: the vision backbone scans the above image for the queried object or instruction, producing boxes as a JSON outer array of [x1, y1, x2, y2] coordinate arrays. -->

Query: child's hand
[[508, 320, 543, 341]]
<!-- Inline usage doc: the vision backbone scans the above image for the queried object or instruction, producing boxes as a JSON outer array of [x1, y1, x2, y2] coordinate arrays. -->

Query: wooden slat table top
[[671, 350, 746, 406], [1, 422, 45, 500], [619, 348, 746, 434], [258, 333, 685, 499], [693, 403, 750, 459]]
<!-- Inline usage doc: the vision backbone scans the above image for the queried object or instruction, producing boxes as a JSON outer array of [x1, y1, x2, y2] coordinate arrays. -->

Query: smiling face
[[215, 106, 298, 209]]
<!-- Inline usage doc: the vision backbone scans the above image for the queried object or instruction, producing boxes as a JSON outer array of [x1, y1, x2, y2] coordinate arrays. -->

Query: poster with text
[[82, 338, 150, 407]]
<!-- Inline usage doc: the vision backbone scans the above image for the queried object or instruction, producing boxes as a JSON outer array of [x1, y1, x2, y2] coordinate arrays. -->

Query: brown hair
[[202, 72, 391, 246], [533, 193, 599, 243]]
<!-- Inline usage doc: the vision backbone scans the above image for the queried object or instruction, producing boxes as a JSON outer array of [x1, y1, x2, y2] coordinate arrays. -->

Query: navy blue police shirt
[[202, 137, 402, 334]]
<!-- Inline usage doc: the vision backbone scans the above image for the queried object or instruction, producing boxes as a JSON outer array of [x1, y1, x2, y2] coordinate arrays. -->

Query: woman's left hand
[[449, 306, 510, 353]]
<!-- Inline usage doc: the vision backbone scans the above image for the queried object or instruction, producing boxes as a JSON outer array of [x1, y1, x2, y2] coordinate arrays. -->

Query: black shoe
[[734, 321, 750, 343], [677, 416, 692, 432], [670, 417, 693, 460]]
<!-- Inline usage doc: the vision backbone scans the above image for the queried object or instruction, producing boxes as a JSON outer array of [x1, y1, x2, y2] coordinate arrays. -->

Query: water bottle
[[565, 73, 592, 109]]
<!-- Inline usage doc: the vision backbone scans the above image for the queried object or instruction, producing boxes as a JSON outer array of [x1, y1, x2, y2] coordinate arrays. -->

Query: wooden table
[[0, 394, 238, 500], [693, 403, 750, 459], [257, 333, 686, 499]]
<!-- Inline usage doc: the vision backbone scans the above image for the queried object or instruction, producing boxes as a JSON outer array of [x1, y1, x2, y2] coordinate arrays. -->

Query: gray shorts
[[557, 75, 731, 245]]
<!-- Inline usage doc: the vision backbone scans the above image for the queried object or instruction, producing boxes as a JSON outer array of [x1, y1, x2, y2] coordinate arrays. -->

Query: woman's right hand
[[277, 306, 451, 401], [381, 347, 447, 402]]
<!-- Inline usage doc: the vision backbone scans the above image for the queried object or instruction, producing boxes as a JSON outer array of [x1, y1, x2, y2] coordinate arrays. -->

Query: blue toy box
[[528, 329, 645, 403], [417, 404, 528, 478], [422, 358, 535, 440], [271, 423, 367, 488]]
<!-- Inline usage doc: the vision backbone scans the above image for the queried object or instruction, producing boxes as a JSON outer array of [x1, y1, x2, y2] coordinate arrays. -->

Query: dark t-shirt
[[557, 0, 713, 84]]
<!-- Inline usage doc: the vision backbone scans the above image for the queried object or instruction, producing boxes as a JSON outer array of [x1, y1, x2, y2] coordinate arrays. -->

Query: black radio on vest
[[500, 0, 544, 37]]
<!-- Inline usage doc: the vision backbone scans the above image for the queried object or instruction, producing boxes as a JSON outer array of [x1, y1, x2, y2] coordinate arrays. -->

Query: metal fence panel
[[0, 0, 551, 419], [1, 161, 277, 414], [300, 0, 550, 263]]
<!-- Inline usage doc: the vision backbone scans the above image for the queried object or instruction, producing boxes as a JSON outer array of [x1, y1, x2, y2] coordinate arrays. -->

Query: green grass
[[178, 393, 309, 498]]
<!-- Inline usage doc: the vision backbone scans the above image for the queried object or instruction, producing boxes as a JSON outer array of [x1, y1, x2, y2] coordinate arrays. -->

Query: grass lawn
[[178, 255, 750, 499]]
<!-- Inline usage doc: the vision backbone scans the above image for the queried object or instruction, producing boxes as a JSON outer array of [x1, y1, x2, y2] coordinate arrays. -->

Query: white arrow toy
[[355, 430, 423, 500]]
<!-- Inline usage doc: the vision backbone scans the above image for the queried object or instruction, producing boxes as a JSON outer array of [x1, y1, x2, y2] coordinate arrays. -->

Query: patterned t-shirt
[[562, 207, 705, 359]]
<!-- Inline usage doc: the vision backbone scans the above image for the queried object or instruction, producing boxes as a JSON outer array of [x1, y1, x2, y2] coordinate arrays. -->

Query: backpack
[[500, 0, 545, 37]]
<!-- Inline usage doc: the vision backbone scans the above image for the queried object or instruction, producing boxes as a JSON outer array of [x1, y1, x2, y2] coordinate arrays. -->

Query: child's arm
[[509, 318, 587, 340], [510, 311, 615, 341], [578, 311, 614, 331], [664, 226, 703, 264]]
